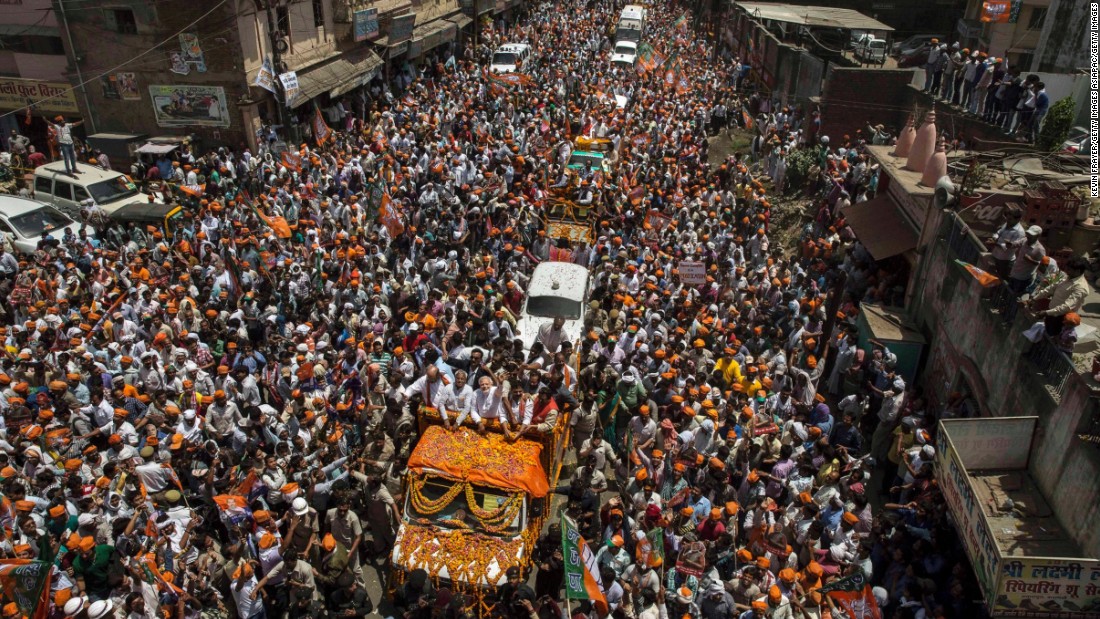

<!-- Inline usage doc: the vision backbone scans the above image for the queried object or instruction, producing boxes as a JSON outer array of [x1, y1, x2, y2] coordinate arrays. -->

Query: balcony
[[938, 212, 1093, 405]]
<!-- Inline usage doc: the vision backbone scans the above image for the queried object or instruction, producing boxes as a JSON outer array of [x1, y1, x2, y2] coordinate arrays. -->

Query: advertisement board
[[936, 420, 1100, 617], [935, 429, 1001, 608], [994, 559, 1100, 617], [389, 13, 416, 44], [353, 8, 379, 42], [0, 78, 78, 115], [148, 85, 230, 128]]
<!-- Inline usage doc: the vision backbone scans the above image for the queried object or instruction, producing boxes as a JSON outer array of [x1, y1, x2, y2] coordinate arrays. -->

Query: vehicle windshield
[[526, 294, 582, 319], [615, 44, 636, 56], [88, 175, 139, 204], [492, 52, 517, 66], [10, 206, 72, 238], [569, 153, 604, 170], [406, 477, 524, 536]]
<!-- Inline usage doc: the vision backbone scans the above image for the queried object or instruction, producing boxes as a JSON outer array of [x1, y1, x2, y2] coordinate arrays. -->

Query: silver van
[[33, 161, 153, 219]]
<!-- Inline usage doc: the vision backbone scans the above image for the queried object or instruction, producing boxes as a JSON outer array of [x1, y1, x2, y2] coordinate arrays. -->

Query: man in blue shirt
[[1028, 82, 1049, 143]]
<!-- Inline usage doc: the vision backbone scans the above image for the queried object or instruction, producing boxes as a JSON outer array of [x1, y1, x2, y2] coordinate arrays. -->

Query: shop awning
[[408, 17, 458, 57], [289, 47, 384, 108], [135, 143, 179, 155], [840, 194, 918, 260], [447, 14, 473, 28], [371, 0, 412, 15]]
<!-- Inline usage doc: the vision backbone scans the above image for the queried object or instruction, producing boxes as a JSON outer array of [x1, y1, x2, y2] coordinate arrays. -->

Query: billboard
[[0, 77, 78, 115], [389, 13, 416, 44], [148, 85, 230, 128], [937, 420, 1100, 618], [353, 8, 379, 42]]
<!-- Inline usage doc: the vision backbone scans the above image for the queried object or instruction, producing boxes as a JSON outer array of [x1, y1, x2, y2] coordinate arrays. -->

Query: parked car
[[854, 37, 887, 64], [891, 34, 942, 57], [0, 195, 81, 254], [1061, 126, 1092, 156], [897, 47, 931, 68]]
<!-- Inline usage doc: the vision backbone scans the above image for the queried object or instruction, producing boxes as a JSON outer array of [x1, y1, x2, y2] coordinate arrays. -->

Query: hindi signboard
[[389, 13, 416, 44], [678, 260, 706, 286], [0, 77, 78, 115], [353, 8, 379, 42]]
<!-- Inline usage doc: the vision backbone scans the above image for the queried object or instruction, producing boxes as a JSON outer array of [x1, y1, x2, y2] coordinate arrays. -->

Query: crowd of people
[[920, 39, 1050, 143], [0, 1, 995, 619]]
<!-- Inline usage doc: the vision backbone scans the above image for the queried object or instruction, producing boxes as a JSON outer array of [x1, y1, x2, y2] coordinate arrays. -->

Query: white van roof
[[0, 194, 58, 217], [497, 43, 529, 53], [528, 262, 589, 301], [621, 5, 645, 20], [36, 161, 127, 184]]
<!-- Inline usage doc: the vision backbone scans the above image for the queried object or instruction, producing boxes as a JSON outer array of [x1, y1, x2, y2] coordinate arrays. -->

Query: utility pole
[[260, 0, 295, 143], [56, 0, 97, 133]]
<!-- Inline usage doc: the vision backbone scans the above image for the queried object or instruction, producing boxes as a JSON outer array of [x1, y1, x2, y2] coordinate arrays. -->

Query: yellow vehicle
[[391, 409, 570, 615]]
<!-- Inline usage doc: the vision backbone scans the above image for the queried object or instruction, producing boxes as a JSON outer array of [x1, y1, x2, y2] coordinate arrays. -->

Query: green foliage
[[1037, 97, 1075, 152], [785, 148, 818, 194]]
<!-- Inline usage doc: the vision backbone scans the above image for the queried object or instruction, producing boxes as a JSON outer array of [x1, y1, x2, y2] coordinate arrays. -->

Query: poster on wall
[[101, 75, 120, 100], [353, 8, 379, 42], [278, 71, 300, 105], [980, 0, 1011, 22], [179, 33, 207, 72], [117, 73, 139, 100], [148, 85, 230, 128], [253, 57, 276, 93]]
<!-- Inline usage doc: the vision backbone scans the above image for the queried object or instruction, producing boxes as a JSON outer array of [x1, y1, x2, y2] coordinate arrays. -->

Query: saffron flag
[[313, 106, 332, 146], [281, 150, 302, 172], [820, 572, 882, 619], [179, 183, 205, 197], [635, 527, 664, 568], [562, 514, 608, 615], [377, 192, 405, 238], [0, 560, 53, 619], [955, 259, 1000, 287], [213, 494, 253, 526], [673, 12, 688, 31]]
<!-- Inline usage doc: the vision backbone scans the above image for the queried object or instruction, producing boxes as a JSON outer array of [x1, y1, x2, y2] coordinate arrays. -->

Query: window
[[1027, 7, 1046, 29], [0, 35, 65, 55], [74, 186, 91, 202], [10, 207, 72, 238], [1015, 51, 1034, 71], [312, 0, 325, 29], [0, 219, 13, 236], [112, 8, 137, 34], [34, 176, 52, 196], [276, 6, 290, 36], [52, 180, 73, 202]]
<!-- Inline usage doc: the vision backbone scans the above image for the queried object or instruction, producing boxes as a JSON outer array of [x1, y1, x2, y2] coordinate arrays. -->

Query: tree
[[1037, 97, 1074, 152]]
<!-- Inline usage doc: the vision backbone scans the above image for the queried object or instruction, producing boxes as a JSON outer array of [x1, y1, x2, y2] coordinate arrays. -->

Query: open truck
[[391, 408, 571, 615]]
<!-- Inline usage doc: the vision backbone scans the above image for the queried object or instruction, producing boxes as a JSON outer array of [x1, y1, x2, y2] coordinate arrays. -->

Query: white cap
[[292, 497, 309, 516], [183, 409, 197, 421], [921, 445, 936, 459], [77, 513, 97, 527], [88, 600, 115, 619], [64, 597, 88, 615]]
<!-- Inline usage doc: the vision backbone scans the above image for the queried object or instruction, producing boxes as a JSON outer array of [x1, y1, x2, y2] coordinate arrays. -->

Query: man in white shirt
[[463, 373, 505, 431], [438, 369, 474, 428]]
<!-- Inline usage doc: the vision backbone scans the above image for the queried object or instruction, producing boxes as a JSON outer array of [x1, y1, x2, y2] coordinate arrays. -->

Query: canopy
[[840, 194, 918, 260], [135, 142, 179, 155], [408, 425, 549, 497]]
